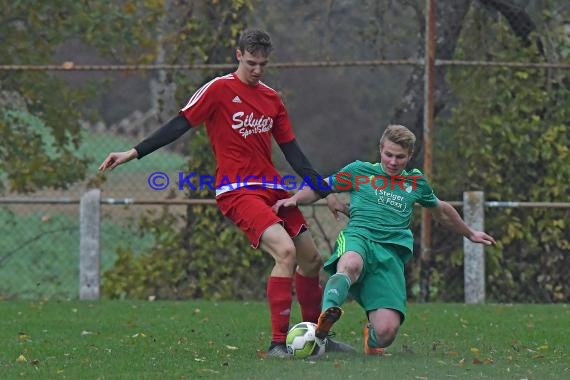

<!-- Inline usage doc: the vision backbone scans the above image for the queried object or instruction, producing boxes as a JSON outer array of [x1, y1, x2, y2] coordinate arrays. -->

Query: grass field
[[0, 208, 156, 299], [1, 301, 568, 379]]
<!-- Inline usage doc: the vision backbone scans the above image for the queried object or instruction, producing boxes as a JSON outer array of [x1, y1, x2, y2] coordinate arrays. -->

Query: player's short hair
[[238, 29, 273, 57], [380, 124, 416, 154]]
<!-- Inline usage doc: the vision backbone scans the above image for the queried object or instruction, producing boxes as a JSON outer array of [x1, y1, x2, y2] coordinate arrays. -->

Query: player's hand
[[272, 197, 298, 214], [98, 149, 138, 172], [325, 194, 349, 220], [468, 231, 496, 246]]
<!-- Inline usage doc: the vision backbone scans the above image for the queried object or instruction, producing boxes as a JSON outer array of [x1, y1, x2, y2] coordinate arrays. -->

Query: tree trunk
[[390, 0, 473, 169]]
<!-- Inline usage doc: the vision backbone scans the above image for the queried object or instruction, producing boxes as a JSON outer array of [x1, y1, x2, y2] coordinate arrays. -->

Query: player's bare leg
[[260, 224, 299, 358], [364, 308, 400, 355]]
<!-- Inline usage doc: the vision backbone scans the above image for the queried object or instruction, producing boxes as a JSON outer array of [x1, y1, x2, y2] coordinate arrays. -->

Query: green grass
[[0, 209, 154, 299], [1, 301, 568, 379]]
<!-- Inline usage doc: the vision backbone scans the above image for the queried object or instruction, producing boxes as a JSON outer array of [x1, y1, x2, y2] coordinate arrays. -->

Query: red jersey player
[[99, 29, 354, 358]]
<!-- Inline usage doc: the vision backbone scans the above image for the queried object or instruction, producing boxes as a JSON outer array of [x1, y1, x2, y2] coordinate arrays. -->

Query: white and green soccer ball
[[286, 322, 325, 359]]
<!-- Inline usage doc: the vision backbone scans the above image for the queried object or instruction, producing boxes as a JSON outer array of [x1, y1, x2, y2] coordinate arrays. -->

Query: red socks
[[267, 276, 293, 343], [295, 272, 323, 324], [267, 274, 323, 343]]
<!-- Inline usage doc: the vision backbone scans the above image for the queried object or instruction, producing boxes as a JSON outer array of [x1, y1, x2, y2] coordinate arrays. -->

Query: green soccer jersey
[[330, 160, 439, 256]]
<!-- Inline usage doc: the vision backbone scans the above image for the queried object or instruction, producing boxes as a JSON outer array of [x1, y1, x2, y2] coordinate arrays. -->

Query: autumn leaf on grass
[[17, 332, 31, 342], [256, 350, 267, 359], [16, 354, 27, 363], [470, 347, 480, 355], [199, 369, 219, 374], [468, 356, 493, 365]]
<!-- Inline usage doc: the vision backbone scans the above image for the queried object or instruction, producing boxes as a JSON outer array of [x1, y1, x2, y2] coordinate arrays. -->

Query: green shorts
[[323, 230, 410, 323]]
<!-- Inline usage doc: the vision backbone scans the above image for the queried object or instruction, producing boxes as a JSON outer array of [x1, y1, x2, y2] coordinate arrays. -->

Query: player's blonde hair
[[379, 124, 416, 155]]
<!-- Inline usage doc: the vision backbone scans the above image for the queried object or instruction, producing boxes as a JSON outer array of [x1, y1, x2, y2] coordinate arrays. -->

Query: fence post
[[80, 189, 101, 300], [463, 191, 485, 304]]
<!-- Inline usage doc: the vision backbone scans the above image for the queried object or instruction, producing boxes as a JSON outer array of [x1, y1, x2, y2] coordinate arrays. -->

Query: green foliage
[[0, 110, 89, 193], [101, 0, 269, 301], [431, 21, 569, 302], [0, 0, 163, 193]]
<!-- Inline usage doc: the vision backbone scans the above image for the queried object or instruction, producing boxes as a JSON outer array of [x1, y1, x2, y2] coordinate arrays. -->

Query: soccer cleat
[[266, 342, 292, 359], [325, 336, 356, 353], [315, 306, 343, 340], [363, 324, 385, 355]]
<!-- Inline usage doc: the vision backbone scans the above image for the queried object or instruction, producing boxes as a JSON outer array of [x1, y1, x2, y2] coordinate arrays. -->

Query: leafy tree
[[431, 19, 569, 302], [0, 0, 163, 192]]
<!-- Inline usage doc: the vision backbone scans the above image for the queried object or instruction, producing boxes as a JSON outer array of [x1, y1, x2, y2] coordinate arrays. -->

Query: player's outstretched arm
[[99, 115, 191, 172], [278, 139, 348, 218], [431, 200, 496, 246], [272, 187, 320, 214], [98, 149, 138, 171]]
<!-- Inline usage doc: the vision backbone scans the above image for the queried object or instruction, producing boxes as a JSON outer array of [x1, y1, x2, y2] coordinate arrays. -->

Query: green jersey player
[[273, 124, 496, 355]]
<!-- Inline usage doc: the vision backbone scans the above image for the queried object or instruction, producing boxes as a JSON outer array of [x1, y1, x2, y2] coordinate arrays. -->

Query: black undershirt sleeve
[[133, 115, 192, 159], [278, 139, 332, 198]]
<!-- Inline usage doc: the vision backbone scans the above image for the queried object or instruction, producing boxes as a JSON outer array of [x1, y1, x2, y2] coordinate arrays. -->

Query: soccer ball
[[286, 322, 325, 359]]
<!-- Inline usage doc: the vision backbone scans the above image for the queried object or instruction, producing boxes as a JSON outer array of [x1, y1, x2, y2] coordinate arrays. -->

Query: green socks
[[366, 324, 381, 348], [322, 273, 351, 311]]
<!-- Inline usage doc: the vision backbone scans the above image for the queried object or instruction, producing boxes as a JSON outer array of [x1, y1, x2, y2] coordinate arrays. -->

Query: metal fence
[[1, 193, 568, 300]]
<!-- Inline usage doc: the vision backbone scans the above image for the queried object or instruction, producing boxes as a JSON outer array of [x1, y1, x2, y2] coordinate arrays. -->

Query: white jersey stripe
[[215, 182, 287, 197], [181, 74, 234, 111], [258, 81, 278, 94]]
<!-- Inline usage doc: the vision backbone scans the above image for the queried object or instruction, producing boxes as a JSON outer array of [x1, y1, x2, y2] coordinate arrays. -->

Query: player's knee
[[373, 322, 399, 347], [337, 260, 362, 282], [273, 242, 297, 267], [344, 264, 362, 282]]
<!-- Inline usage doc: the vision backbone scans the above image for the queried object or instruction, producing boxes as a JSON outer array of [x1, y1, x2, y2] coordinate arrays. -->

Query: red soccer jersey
[[180, 73, 295, 193]]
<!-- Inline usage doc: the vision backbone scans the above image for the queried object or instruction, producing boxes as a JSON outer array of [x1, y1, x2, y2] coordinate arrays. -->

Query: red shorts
[[216, 188, 308, 248]]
